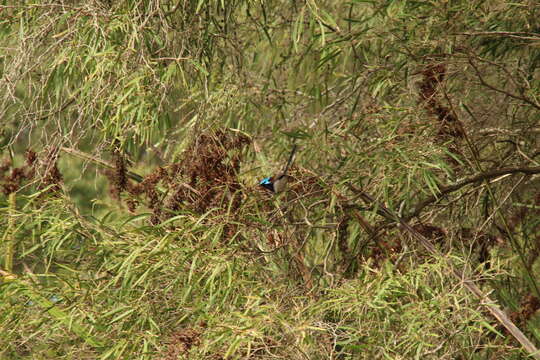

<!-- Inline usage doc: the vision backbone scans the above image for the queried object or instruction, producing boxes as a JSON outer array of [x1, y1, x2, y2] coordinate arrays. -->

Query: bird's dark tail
[[282, 144, 297, 175]]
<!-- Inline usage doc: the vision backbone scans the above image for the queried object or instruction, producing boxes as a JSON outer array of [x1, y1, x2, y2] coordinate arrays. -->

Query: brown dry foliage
[[161, 328, 202, 360], [419, 63, 465, 139], [38, 147, 63, 194], [119, 129, 251, 225], [0, 149, 39, 195]]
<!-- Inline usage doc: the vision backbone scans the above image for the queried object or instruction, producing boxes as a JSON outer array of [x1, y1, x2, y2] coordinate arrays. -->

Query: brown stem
[[407, 166, 540, 220], [468, 59, 540, 110], [350, 187, 540, 359]]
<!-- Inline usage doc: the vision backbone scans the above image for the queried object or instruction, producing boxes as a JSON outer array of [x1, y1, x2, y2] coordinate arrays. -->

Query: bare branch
[[350, 187, 540, 360], [468, 58, 540, 110], [407, 166, 540, 220]]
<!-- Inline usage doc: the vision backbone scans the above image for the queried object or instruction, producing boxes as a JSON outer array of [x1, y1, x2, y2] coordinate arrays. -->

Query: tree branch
[[468, 58, 540, 110], [348, 187, 540, 360], [406, 166, 540, 220]]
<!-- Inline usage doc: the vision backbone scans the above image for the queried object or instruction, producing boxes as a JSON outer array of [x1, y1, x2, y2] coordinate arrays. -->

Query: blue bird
[[259, 145, 297, 193]]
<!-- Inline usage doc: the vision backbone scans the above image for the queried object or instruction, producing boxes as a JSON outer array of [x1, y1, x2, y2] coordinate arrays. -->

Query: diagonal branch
[[406, 166, 540, 220], [349, 186, 540, 360], [468, 58, 540, 110]]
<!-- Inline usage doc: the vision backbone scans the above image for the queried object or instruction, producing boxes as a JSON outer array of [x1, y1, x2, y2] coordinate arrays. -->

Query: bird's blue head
[[259, 176, 275, 192]]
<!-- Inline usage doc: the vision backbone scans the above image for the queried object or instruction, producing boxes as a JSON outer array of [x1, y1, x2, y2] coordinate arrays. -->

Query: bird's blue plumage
[[259, 145, 297, 194], [259, 177, 275, 192]]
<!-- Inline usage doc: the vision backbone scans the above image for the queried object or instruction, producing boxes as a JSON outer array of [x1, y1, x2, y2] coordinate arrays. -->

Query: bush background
[[1, 1, 539, 359]]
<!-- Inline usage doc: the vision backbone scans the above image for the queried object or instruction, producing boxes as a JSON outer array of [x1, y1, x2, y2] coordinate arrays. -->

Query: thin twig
[[60, 147, 143, 182], [468, 58, 540, 110], [407, 166, 540, 220], [456, 31, 540, 41]]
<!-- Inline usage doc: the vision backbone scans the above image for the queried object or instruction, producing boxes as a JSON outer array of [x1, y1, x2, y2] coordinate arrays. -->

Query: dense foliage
[[1, 0, 539, 358]]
